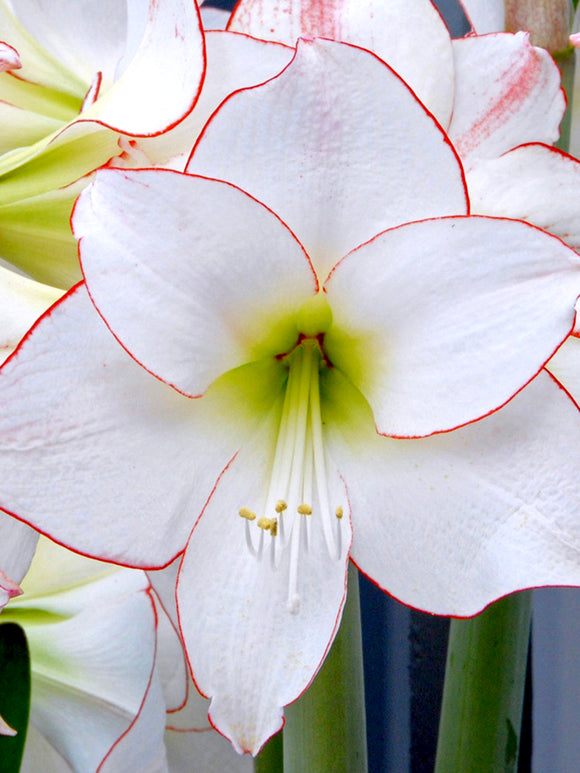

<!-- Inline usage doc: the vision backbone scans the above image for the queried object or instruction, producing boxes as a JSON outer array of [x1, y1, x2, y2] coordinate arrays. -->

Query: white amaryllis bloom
[[0, 538, 162, 771], [1, 39, 580, 754], [0, 0, 204, 288], [0, 0, 204, 149], [0, 538, 246, 771]]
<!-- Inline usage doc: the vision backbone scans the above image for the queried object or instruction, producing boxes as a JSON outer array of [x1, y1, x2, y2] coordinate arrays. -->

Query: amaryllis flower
[[0, 538, 161, 771], [0, 0, 204, 149], [1, 537, 246, 772], [0, 7, 297, 290], [1, 39, 580, 754], [0, 0, 205, 288]]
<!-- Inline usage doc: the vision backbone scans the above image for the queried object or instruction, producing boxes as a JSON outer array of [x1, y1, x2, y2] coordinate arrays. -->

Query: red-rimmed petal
[[448, 32, 564, 168], [75, 169, 317, 398], [188, 37, 467, 279], [327, 369, 580, 617], [0, 285, 246, 568], [468, 143, 580, 252], [324, 215, 580, 438], [547, 336, 580, 407], [14, 551, 157, 772], [0, 42, 21, 72], [98, 663, 168, 773], [176, 409, 352, 755], [0, 514, 37, 609], [80, 0, 205, 136], [458, 0, 505, 33], [0, 266, 62, 364], [227, 0, 455, 126], [3, 0, 206, 137], [137, 30, 294, 171]]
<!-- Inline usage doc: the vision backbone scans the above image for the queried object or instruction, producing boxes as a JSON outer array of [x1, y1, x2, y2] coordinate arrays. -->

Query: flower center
[[239, 337, 344, 615]]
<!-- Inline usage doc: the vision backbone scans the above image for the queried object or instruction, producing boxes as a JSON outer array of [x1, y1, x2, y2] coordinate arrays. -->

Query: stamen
[[238, 338, 344, 607], [244, 520, 257, 557], [309, 354, 340, 560], [239, 507, 256, 521]]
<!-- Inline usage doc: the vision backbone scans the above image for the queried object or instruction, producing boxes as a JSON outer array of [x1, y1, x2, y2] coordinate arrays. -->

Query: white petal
[[324, 216, 580, 437], [0, 512, 38, 606], [448, 32, 564, 168], [177, 408, 352, 754], [0, 42, 21, 71], [227, 0, 455, 126], [547, 336, 580, 406], [458, 0, 505, 32], [100, 667, 169, 773], [137, 31, 294, 171], [149, 583, 187, 713], [149, 564, 217, 731], [0, 285, 252, 568], [75, 169, 317, 397], [189, 37, 467, 279], [80, 0, 205, 136], [22, 724, 73, 772], [2, 0, 205, 137], [1, 0, 126, 89], [468, 143, 580, 252], [326, 369, 580, 616], [0, 565, 23, 610], [0, 2, 86, 96], [12, 566, 156, 771], [0, 266, 62, 363]]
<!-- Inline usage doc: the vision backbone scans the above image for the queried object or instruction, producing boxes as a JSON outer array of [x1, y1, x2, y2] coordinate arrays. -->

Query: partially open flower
[[0, 0, 205, 287]]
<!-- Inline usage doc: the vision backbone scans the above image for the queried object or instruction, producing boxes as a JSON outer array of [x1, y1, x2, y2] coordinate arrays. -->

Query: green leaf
[[0, 623, 31, 773]]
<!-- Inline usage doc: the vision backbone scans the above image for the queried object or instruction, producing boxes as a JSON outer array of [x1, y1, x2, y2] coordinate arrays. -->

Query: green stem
[[434, 592, 532, 773], [282, 563, 367, 773]]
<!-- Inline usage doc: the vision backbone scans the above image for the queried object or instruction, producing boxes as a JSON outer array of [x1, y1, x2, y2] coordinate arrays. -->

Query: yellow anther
[[257, 517, 273, 531], [239, 507, 256, 521], [270, 518, 278, 537], [335, 506, 343, 520], [297, 503, 312, 516], [275, 499, 288, 513]]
